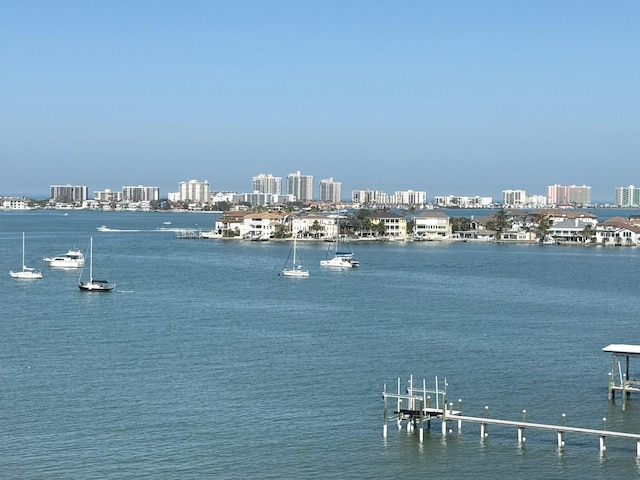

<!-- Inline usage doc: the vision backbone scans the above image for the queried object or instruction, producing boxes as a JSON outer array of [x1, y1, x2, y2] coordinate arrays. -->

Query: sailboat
[[78, 237, 115, 292], [10, 232, 43, 279], [281, 237, 309, 277], [320, 218, 359, 268]]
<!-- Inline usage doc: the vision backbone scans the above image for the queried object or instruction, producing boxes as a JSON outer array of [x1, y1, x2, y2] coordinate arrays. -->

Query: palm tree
[[310, 220, 322, 239], [533, 214, 551, 243]]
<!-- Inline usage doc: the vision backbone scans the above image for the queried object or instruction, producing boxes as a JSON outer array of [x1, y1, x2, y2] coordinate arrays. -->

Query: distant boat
[[44, 248, 85, 268], [10, 232, 43, 279], [163, 221, 172, 225], [78, 237, 115, 292], [320, 219, 359, 268], [282, 237, 309, 277]]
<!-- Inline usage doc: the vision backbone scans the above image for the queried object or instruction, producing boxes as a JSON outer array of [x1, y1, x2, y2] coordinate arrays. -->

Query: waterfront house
[[413, 211, 451, 239], [594, 217, 640, 246], [548, 218, 595, 243], [289, 214, 338, 239], [536, 208, 598, 226], [363, 211, 408, 239], [215, 211, 286, 239], [1, 197, 31, 210]]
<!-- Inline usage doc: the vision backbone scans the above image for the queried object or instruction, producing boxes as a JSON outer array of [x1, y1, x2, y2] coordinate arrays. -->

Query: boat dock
[[604, 344, 640, 410], [383, 374, 640, 458]]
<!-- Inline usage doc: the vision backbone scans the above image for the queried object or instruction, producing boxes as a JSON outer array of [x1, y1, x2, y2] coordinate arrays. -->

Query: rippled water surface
[[2, 210, 640, 479]]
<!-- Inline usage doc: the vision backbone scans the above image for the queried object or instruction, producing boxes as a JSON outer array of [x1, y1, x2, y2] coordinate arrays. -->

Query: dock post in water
[[382, 384, 388, 438], [600, 417, 607, 453], [518, 410, 526, 444], [383, 374, 640, 458], [557, 413, 566, 450], [480, 405, 489, 439]]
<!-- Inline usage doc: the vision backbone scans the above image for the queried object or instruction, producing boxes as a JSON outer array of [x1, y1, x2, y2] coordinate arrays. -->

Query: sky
[[1, 1, 638, 202]]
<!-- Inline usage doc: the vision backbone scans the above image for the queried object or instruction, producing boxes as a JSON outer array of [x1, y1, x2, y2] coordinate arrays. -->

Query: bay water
[[2, 210, 640, 479]]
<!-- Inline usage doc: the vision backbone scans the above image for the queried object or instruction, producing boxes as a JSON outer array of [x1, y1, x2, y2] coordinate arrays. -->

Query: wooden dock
[[383, 375, 640, 458]]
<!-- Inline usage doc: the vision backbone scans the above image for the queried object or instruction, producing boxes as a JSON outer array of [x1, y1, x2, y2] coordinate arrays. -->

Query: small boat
[[78, 237, 115, 292], [163, 221, 172, 225], [10, 232, 43, 279], [44, 249, 85, 268], [320, 221, 359, 268], [320, 253, 359, 268], [282, 237, 309, 277]]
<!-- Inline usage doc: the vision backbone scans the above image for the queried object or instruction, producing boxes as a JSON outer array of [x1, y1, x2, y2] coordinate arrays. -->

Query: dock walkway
[[383, 375, 640, 458]]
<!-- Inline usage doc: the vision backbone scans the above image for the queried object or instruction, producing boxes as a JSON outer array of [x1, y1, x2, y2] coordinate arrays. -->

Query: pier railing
[[383, 375, 640, 458]]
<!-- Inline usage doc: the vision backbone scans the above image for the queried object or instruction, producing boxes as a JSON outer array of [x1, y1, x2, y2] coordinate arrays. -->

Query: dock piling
[[383, 375, 640, 458]]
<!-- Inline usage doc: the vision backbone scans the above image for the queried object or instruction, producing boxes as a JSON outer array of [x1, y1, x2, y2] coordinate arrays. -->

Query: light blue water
[[2, 210, 640, 478]]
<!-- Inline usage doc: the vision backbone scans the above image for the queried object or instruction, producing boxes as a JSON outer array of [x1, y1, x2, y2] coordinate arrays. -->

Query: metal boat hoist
[[603, 344, 640, 410]]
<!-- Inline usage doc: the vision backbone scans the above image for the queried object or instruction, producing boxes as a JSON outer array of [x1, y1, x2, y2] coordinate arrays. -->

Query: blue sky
[[1, 1, 638, 201]]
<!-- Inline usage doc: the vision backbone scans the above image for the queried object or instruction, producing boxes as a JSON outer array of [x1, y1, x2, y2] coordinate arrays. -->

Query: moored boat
[[78, 237, 115, 292], [10, 232, 43, 279], [44, 249, 85, 268]]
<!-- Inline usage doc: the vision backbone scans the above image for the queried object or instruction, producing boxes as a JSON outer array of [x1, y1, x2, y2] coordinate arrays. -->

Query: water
[[2, 210, 640, 478]]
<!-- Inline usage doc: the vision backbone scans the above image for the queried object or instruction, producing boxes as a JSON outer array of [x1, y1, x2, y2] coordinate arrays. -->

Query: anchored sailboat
[[282, 237, 309, 277], [78, 237, 115, 292], [9, 232, 43, 279]]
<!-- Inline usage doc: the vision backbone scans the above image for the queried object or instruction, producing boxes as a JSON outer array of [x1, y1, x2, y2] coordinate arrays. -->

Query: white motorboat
[[44, 249, 85, 268], [78, 237, 115, 292], [282, 237, 309, 277], [320, 254, 359, 268], [320, 218, 359, 268], [10, 232, 43, 279]]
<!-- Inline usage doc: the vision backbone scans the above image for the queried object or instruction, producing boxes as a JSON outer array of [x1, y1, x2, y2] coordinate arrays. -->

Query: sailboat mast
[[22, 232, 26, 269], [89, 237, 93, 282]]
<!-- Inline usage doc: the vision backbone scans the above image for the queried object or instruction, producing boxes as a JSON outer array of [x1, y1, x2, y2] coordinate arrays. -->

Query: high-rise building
[[502, 189, 527, 206], [286, 171, 313, 202], [394, 190, 427, 205], [319, 178, 341, 203], [50, 184, 88, 203], [547, 184, 591, 206], [179, 180, 210, 203], [252, 174, 282, 195], [122, 185, 160, 202], [94, 189, 122, 202], [615, 185, 640, 207]]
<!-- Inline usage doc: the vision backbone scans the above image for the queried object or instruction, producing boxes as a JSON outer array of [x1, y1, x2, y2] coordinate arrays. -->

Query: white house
[[413, 211, 451, 238], [594, 217, 640, 246]]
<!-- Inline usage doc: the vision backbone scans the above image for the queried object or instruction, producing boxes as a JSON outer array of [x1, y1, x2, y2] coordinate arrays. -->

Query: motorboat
[[44, 249, 85, 268], [320, 253, 359, 268]]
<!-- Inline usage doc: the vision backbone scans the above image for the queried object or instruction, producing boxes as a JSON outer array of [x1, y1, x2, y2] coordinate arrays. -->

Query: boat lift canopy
[[603, 344, 640, 356]]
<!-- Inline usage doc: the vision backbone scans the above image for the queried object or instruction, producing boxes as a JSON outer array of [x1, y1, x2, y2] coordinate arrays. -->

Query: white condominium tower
[[286, 171, 314, 202], [319, 178, 342, 203], [50, 184, 88, 203], [122, 185, 160, 202], [179, 179, 210, 203], [252, 173, 282, 195], [615, 185, 640, 207]]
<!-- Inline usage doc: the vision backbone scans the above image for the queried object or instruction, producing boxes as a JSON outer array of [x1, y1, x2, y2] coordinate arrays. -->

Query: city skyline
[[2, 2, 638, 201], [6, 177, 640, 205]]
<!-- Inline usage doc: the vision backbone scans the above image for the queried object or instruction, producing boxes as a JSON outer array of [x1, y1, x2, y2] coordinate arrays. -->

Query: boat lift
[[603, 344, 640, 410]]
